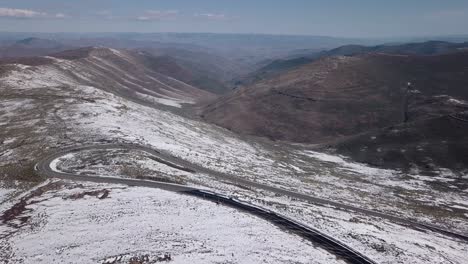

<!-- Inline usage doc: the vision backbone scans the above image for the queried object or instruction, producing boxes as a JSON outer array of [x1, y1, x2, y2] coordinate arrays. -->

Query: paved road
[[35, 143, 379, 264], [36, 143, 468, 243]]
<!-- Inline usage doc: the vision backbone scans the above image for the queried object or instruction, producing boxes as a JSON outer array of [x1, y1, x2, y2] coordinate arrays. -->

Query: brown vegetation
[[202, 52, 468, 143]]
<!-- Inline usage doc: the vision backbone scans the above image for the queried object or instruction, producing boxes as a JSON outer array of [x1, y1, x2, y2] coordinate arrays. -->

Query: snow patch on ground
[[303, 150, 395, 177], [448, 98, 468, 105], [50, 153, 75, 172], [134, 91, 186, 108], [0, 188, 15, 204]]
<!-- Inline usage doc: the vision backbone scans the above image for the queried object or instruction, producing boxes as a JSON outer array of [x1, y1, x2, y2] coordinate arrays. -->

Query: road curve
[[36, 144, 468, 242], [34, 143, 468, 261], [35, 143, 377, 264]]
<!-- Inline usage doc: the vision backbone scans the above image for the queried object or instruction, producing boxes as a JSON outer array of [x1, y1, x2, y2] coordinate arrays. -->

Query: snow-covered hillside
[[1, 181, 343, 264], [1, 47, 213, 108], [1, 51, 467, 264]]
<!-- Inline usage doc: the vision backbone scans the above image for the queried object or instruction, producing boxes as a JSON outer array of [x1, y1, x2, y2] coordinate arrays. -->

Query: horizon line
[[1, 30, 468, 41]]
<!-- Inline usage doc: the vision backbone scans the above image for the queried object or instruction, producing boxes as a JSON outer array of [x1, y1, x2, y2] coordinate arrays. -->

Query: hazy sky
[[0, 0, 468, 37]]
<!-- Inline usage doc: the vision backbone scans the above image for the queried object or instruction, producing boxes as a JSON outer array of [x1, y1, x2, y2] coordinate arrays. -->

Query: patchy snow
[[448, 98, 468, 105], [302, 150, 395, 177], [256, 193, 468, 264], [169, 175, 468, 264], [1, 64, 77, 89], [37, 83, 467, 233], [2, 138, 15, 145], [50, 153, 75, 173], [450, 204, 468, 211], [51, 149, 192, 184], [0, 188, 15, 204], [295, 149, 468, 232], [63, 87, 282, 182], [134, 91, 185, 108], [0, 182, 344, 264], [0, 99, 36, 118], [0, 50, 201, 108]]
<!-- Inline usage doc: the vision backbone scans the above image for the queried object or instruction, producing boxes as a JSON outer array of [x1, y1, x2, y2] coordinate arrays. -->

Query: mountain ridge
[[1, 46, 215, 109], [202, 51, 468, 143], [237, 41, 468, 86]]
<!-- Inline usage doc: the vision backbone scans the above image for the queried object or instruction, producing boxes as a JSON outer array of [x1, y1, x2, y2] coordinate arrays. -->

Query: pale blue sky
[[0, 0, 467, 37]]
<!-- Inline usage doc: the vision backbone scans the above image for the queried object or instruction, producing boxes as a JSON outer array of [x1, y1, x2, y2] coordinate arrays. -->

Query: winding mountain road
[[34, 143, 468, 263]]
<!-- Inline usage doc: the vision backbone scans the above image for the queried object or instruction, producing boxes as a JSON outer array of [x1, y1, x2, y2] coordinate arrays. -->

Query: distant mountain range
[[326, 40, 468, 56], [238, 41, 468, 86], [0, 32, 381, 51], [0, 37, 245, 94], [0, 37, 73, 58]]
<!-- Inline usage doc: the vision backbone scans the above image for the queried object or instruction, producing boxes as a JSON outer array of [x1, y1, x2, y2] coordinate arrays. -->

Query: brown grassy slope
[[201, 52, 468, 143], [330, 112, 468, 173]]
